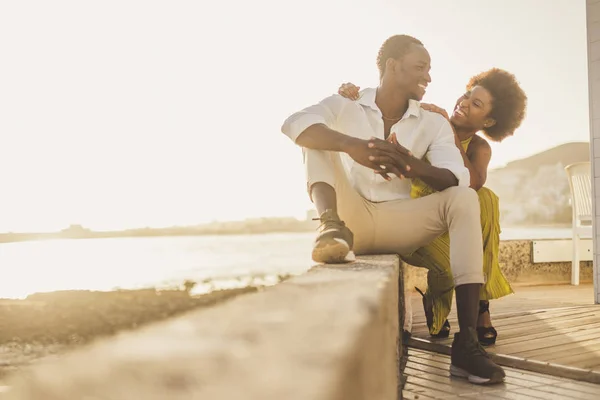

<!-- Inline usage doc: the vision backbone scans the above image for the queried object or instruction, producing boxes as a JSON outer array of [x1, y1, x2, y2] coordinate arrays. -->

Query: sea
[[0, 227, 574, 299]]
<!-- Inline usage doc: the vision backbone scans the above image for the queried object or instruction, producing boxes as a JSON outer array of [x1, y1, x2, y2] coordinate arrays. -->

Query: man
[[281, 35, 505, 385]]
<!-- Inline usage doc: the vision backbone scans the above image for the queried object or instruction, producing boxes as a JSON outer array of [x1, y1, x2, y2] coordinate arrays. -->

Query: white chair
[[565, 162, 593, 285]]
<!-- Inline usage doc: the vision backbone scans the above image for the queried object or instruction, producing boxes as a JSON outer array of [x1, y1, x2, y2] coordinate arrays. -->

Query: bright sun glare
[[0, 0, 589, 232]]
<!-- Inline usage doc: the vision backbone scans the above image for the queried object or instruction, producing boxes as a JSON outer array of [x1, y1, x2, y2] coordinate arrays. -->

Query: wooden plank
[[402, 388, 439, 400], [405, 375, 479, 396], [462, 392, 543, 400], [496, 322, 600, 346], [405, 362, 542, 391], [496, 318, 600, 342], [493, 314, 600, 336], [550, 351, 600, 368], [519, 385, 600, 400], [557, 382, 600, 395], [495, 329, 600, 354], [412, 306, 600, 339], [408, 350, 568, 386], [403, 383, 459, 399], [537, 338, 600, 361], [407, 364, 550, 390], [492, 308, 597, 329], [572, 357, 600, 370], [405, 368, 487, 392], [407, 289, 600, 375], [402, 349, 600, 400], [404, 360, 448, 376], [512, 388, 581, 400], [410, 336, 600, 384], [407, 356, 450, 371]]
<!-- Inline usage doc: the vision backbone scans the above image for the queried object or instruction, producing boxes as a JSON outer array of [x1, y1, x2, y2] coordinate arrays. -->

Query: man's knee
[[303, 148, 337, 191], [442, 186, 479, 213]]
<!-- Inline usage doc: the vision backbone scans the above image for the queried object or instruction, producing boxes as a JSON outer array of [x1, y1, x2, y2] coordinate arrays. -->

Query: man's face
[[389, 44, 432, 101]]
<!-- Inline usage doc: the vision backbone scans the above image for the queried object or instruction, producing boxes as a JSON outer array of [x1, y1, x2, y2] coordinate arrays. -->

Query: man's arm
[[408, 156, 459, 191], [281, 94, 354, 151], [293, 123, 358, 153], [281, 94, 387, 172], [414, 119, 470, 191]]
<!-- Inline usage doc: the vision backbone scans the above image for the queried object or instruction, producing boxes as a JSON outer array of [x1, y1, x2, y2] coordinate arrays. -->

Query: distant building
[[60, 224, 91, 238]]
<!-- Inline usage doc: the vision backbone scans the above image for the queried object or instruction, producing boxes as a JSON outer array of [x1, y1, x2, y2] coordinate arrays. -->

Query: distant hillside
[[491, 142, 590, 173], [486, 142, 590, 226]]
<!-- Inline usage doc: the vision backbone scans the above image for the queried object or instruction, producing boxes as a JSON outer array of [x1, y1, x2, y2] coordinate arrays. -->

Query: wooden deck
[[408, 284, 600, 381], [403, 348, 600, 399]]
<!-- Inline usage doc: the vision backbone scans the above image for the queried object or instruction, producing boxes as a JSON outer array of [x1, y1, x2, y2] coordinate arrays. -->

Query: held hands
[[337, 82, 415, 179], [381, 133, 415, 179], [344, 134, 414, 181]]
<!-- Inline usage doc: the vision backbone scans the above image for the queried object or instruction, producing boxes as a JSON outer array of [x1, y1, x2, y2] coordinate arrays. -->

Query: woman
[[338, 68, 527, 345]]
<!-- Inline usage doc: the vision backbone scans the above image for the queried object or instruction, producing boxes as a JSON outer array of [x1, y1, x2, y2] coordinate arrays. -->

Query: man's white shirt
[[282, 87, 470, 202]]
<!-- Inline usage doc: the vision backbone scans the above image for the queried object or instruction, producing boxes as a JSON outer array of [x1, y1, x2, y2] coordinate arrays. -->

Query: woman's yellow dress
[[402, 137, 513, 335]]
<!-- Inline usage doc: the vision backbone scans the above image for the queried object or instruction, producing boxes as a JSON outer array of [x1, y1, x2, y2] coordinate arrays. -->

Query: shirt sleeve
[[281, 94, 344, 143], [426, 119, 470, 187]]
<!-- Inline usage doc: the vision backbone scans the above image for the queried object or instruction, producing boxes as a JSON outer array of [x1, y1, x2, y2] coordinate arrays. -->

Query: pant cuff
[[454, 272, 485, 286]]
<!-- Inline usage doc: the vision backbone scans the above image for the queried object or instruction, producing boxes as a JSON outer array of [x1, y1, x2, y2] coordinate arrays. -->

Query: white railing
[[565, 162, 593, 285]]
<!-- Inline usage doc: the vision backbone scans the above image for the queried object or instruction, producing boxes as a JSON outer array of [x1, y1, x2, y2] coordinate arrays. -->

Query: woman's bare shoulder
[[467, 135, 492, 157]]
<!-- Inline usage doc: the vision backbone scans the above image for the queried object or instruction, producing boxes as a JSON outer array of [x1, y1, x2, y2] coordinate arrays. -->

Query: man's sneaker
[[311, 209, 355, 264], [450, 327, 505, 385]]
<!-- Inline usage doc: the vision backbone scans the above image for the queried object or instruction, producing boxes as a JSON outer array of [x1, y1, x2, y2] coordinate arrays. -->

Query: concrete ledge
[[1, 255, 400, 400]]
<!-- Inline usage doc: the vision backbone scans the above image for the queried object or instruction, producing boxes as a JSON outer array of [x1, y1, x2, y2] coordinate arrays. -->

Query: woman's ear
[[484, 118, 496, 128]]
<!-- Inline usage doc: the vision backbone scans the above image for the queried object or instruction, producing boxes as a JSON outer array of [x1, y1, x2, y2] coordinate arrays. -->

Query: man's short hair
[[377, 35, 424, 79], [467, 68, 528, 141]]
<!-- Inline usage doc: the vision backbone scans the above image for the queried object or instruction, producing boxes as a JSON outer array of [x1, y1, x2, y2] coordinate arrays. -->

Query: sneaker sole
[[312, 238, 353, 264], [449, 364, 505, 385]]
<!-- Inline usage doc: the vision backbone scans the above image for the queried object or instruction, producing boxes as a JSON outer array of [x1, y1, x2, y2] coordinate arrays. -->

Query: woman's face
[[450, 85, 496, 131]]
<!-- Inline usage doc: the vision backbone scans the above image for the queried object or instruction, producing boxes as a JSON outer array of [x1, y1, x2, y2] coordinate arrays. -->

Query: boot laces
[[312, 216, 345, 232], [464, 332, 491, 359]]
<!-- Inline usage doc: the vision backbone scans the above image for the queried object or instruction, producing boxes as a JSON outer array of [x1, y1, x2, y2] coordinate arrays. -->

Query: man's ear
[[385, 57, 399, 75]]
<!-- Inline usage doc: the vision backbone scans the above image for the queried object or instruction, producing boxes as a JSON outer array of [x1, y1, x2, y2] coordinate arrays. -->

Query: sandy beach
[[0, 284, 258, 381]]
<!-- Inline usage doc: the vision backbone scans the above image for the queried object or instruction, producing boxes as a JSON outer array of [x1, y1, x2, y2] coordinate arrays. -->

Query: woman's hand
[[338, 82, 361, 100], [421, 103, 461, 147], [421, 103, 449, 120]]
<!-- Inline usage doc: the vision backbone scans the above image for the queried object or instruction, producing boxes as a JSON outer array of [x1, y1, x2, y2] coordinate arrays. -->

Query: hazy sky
[[0, 0, 590, 232]]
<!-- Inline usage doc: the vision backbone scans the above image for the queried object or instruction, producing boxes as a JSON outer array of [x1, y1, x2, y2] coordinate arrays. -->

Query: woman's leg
[[402, 232, 454, 336], [477, 187, 514, 344], [405, 187, 514, 339], [478, 187, 513, 301]]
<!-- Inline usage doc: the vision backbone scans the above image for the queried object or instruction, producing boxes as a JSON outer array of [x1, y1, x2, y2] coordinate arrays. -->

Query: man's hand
[[372, 135, 414, 178], [341, 137, 404, 180]]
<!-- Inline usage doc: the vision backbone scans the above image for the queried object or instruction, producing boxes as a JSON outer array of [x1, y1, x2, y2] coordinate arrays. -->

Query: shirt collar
[[357, 87, 421, 118]]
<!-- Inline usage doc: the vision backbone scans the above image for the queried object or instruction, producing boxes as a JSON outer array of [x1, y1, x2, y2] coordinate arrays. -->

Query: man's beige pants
[[305, 148, 484, 287]]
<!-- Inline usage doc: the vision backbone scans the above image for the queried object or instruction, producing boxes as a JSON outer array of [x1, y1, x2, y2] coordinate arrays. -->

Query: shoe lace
[[464, 333, 491, 359], [312, 217, 345, 231]]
